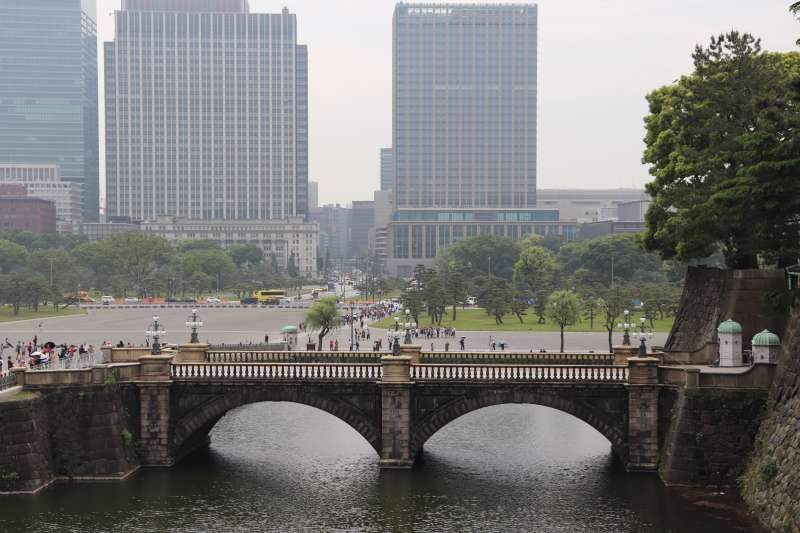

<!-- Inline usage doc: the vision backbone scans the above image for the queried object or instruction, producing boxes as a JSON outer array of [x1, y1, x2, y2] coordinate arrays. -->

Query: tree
[[435, 235, 521, 280], [422, 271, 447, 325], [287, 253, 299, 278], [442, 261, 468, 320], [0, 240, 29, 274], [510, 284, 529, 324], [270, 254, 280, 274], [792, 2, 800, 45], [512, 246, 556, 295], [599, 288, 628, 353], [546, 290, 581, 352], [305, 296, 340, 350], [228, 245, 263, 269], [558, 234, 663, 287], [642, 32, 800, 267], [583, 295, 600, 329], [401, 287, 425, 325], [479, 277, 512, 325]]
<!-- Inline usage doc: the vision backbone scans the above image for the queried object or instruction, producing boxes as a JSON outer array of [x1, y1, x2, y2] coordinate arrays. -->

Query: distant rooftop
[[121, 0, 249, 13]]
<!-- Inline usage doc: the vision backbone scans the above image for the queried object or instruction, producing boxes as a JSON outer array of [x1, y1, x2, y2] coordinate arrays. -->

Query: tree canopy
[[642, 32, 800, 267]]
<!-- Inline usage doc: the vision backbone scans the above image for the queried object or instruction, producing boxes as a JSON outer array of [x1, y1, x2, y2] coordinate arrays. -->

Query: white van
[[101, 296, 115, 305]]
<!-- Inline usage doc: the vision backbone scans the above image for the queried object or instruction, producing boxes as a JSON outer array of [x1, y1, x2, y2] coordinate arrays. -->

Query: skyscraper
[[389, 4, 549, 274], [0, 0, 99, 222], [104, 1, 308, 221], [380, 147, 393, 191]]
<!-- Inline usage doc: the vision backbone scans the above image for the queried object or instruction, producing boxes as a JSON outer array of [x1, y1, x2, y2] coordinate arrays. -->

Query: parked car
[[124, 297, 139, 304], [206, 297, 221, 304], [241, 297, 258, 305], [279, 297, 294, 305], [101, 296, 115, 305]]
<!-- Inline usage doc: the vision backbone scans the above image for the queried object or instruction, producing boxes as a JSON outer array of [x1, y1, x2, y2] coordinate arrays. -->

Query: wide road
[[0, 306, 667, 353]]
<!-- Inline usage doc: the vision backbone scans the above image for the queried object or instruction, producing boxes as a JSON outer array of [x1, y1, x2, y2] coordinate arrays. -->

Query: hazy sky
[[96, 0, 800, 207]]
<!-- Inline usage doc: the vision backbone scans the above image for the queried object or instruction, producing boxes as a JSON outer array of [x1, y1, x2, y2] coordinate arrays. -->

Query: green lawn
[[0, 306, 86, 323], [371, 308, 675, 333]]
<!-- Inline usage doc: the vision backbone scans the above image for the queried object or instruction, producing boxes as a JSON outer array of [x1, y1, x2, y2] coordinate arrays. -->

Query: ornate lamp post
[[146, 316, 166, 355], [617, 309, 631, 346], [185, 309, 203, 343], [632, 317, 654, 356], [403, 309, 413, 344]]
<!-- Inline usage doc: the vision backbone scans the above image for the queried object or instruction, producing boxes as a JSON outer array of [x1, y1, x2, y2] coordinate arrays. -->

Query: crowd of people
[[0, 336, 99, 375]]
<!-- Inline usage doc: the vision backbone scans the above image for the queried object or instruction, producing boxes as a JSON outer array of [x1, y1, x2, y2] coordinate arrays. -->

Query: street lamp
[[185, 309, 203, 344], [632, 317, 654, 356], [404, 309, 413, 344], [146, 316, 166, 355], [617, 309, 631, 346]]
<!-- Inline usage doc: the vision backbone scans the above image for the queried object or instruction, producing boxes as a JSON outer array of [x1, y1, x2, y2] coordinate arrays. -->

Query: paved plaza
[[0, 307, 667, 353]]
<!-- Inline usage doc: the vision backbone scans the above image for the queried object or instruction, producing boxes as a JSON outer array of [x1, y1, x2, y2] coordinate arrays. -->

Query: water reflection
[[3, 403, 757, 533]]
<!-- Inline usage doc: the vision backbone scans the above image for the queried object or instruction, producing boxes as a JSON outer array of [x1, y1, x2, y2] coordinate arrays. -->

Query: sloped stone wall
[[741, 312, 800, 533], [664, 268, 785, 363]]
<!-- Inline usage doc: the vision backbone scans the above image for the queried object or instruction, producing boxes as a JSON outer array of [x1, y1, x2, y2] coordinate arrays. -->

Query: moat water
[[3, 403, 761, 532]]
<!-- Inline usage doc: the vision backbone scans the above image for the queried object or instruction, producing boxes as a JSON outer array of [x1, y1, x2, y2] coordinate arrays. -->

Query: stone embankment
[[0, 385, 139, 494], [741, 311, 800, 533]]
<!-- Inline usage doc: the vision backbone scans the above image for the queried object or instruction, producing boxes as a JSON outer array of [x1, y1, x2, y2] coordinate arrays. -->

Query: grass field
[[371, 308, 675, 333], [0, 306, 86, 323]]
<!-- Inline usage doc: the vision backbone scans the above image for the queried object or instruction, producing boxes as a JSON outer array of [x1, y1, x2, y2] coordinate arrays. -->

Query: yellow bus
[[253, 289, 286, 304]]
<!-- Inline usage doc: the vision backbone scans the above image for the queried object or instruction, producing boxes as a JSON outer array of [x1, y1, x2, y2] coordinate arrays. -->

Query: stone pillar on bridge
[[626, 356, 660, 471], [176, 343, 209, 363], [10, 366, 26, 388], [613, 345, 638, 365], [137, 355, 174, 466], [379, 355, 414, 468]]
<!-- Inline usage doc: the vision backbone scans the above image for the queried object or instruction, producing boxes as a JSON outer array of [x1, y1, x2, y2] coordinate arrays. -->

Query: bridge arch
[[171, 387, 381, 460], [410, 390, 628, 461]]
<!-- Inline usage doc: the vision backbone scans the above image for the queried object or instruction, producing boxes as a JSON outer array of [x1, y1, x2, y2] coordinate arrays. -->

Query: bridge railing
[[419, 351, 615, 365], [411, 364, 628, 383], [171, 362, 382, 381], [204, 349, 617, 366], [205, 350, 386, 364]]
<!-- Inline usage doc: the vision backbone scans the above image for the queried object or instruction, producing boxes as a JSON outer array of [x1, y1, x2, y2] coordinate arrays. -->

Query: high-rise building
[[380, 148, 393, 191], [105, 2, 308, 222], [0, 0, 99, 221], [308, 181, 319, 213], [349, 200, 375, 257], [389, 4, 545, 275]]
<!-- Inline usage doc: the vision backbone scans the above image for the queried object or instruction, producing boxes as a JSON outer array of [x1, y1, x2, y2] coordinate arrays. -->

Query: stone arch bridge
[[14, 344, 663, 471]]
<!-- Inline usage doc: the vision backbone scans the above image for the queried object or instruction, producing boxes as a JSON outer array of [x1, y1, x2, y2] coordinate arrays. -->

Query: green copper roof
[[752, 330, 780, 346], [717, 319, 742, 334]]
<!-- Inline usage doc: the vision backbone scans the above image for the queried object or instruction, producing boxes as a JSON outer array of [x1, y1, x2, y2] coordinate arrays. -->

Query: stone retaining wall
[[741, 311, 800, 533], [0, 385, 140, 494], [658, 387, 767, 487]]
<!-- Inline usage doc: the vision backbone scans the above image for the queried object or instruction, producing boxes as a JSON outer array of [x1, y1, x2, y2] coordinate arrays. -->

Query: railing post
[[379, 355, 414, 468], [10, 367, 26, 388], [176, 343, 209, 363], [626, 356, 660, 471], [684, 367, 700, 388], [613, 345, 638, 365]]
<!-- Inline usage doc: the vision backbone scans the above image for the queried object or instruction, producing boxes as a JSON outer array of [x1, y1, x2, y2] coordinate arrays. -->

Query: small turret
[[717, 319, 743, 367], [751, 330, 780, 364]]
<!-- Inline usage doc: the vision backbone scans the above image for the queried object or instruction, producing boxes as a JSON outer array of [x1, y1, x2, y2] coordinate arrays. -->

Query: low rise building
[[0, 164, 83, 233], [578, 220, 646, 240], [141, 217, 319, 276], [81, 216, 142, 241], [0, 184, 57, 234], [536, 189, 649, 223]]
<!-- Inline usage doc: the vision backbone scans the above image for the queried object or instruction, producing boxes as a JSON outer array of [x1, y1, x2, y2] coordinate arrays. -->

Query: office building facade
[[380, 148, 393, 191], [0, 185, 57, 235], [0, 164, 83, 233], [104, 2, 308, 221], [389, 4, 539, 274], [0, 0, 99, 222]]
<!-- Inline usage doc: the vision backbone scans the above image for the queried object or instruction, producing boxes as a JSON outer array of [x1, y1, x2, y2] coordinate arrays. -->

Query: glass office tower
[[0, 0, 99, 222], [389, 3, 544, 273], [104, 1, 308, 221]]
